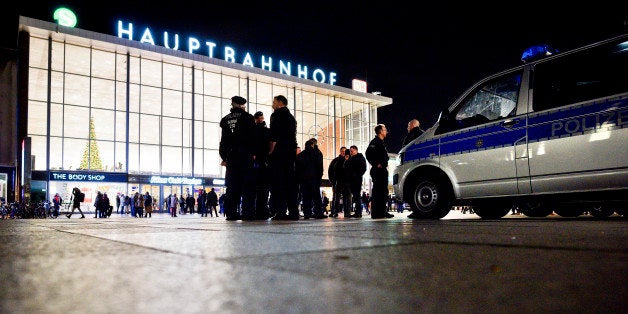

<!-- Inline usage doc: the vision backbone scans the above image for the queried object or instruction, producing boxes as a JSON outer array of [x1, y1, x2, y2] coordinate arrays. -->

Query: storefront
[[4, 11, 392, 203]]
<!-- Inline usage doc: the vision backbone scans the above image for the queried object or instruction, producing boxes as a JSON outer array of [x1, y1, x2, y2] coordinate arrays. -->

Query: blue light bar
[[521, 44, 557, 63]]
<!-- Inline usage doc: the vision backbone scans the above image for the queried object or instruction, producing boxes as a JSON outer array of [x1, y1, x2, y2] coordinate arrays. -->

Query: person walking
[[327, 147, 346, 218], [66, 187, 85, 219], [220, 95, 256, 221], [365, 124, 394, 219], [93, 191, 103, 218], [347, 145, 367, 218], [268, 95, 299, 220], [252, 111, 271, 220], [296, 138, 327, 219], [338, 149, 353, 218], [207, 188, 219, 217]]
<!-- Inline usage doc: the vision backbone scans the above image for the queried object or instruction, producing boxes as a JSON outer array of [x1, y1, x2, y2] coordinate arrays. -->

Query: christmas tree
[[79, 116, 103, 170]]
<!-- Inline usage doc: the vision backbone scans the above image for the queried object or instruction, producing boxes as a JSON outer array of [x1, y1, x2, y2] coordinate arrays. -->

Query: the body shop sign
[[49, 171, 128, 183]]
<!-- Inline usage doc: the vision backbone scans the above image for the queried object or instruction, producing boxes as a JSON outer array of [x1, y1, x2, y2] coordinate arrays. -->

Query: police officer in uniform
[[365, 124, 394, 219], [219, 96, 256, 220]]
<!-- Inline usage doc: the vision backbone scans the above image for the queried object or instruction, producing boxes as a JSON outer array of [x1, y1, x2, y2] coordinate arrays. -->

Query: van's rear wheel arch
[[404, 167, 453, 219]]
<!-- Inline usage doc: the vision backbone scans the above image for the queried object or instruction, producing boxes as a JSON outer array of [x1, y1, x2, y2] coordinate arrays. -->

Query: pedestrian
[[347, 145, 367, 218], [124, 195, 130, 214], [116, 193, 121, 214], [401, 118, 424, 148], [361, 191, 370, 215], [321, 191, 330, 215], [252, 110, 271, 220], [135, 193, 144, 218], [295, 138, 327, 219], [268, 95, 299, 220], [207, 188, 219, 217], [103, 192, 112, 217], [93, 191, 103, 218], [338, 148, 353, 217], [198, 189, 207, 217], [186, 193, 195, 216], [218, 193, 225, 216], [327, 147, 346, 218], [220, 95, 256, 221], [365, 124, 394, 219], [144, 191, 153, 218], [179, 194, 186, 214], [66, 187, 85, 219], [169, 193, 178, 217], [52, 193, 62, 218]]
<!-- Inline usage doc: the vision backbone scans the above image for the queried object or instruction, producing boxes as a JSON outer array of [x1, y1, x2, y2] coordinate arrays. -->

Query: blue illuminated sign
[[49, 171, 128, 183], [116, 20, 337, 85]]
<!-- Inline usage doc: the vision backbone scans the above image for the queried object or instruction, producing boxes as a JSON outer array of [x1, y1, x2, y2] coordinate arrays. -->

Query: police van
[[393, 33, 628, 219]]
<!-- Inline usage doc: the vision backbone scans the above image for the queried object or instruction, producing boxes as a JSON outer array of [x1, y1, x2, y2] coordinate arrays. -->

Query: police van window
[[533, 39, 628, 112], [437, 71, 521, 134]]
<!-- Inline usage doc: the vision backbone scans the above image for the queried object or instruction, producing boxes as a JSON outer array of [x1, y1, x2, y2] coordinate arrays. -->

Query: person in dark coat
[[296, 138, 327, 219], [268, 95, 299, 220], [220, 95, 256, 220], [347, 145, 367, 218], [186, 194, 195, 216], [401, 119, 424, 148], [327, 147, 346, 218], [366, 124, 394, 219], [252, 111, 272, 220], [207, 188, 219, 217]]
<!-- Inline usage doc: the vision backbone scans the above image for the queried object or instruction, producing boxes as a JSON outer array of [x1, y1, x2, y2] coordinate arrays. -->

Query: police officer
[[219, 95, 255, 221], [252, 111, 271, 219], [268, 95, 299, 220], [365, 124, 394, 219]]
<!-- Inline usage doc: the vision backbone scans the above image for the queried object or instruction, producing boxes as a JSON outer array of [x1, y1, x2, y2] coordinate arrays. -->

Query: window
[[533, 39, 628, 111], [438, 71, 521, 133]]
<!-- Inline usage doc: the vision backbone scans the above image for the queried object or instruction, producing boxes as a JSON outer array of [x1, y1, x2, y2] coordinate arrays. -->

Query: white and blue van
[[393, 33, 628, 219]]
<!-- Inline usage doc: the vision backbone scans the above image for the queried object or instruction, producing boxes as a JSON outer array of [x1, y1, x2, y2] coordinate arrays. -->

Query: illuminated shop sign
[[116, 20, 337, 85], [49, 171, 128, 183], [149, 176, 203, 185], [212, 179, 225, 186]]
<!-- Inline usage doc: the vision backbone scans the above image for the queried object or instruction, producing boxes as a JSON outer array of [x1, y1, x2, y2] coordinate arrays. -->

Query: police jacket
[[253, 121, 271, 165], [269, 106, 297, 156], [219, 107, 255, 165], [328, 155, 344, 184], [366, 136, 389, 168], [296, 145, 323, 182], [348, 153, 367, 181]]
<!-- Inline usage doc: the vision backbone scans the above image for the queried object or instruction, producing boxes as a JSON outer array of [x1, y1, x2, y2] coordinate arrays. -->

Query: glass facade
[[23, 22, 390, 201]]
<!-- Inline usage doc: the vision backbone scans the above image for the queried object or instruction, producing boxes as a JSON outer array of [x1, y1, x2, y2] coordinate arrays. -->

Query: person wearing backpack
[[66, 187, 85, 219]]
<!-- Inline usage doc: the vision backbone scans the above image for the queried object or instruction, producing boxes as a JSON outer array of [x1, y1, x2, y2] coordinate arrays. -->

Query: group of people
[[218, 94, 402, 220], [65, 98, 426, 222], [160, 188, 220, 217]]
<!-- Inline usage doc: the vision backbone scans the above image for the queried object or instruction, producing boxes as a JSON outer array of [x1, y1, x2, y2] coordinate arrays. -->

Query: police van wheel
[[409, 177, 452, 219]]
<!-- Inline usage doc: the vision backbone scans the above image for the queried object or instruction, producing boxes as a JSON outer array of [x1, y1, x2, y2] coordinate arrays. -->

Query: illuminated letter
[[225, 46, 236, 63], [279, 60, 291, 76], [205, 41, 217, 58], [188, 37, 200, 54], [261, 56, 272, 71], [329, 72, 337, 85], [117, 20, 133, 40], [242, 52, 254, 67], [297, 64, 308, 79], [140, 28, 155, 45], [312, 69, 326, 83], [163, 32, 179, 50]]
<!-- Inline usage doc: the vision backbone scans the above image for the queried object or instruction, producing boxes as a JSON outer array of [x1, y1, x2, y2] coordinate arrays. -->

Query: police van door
[[527, 38, 628, 194], [437, 70, 526, 198]]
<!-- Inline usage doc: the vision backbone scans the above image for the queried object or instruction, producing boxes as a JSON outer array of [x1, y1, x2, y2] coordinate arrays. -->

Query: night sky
[[2, 1, 626, 152]]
